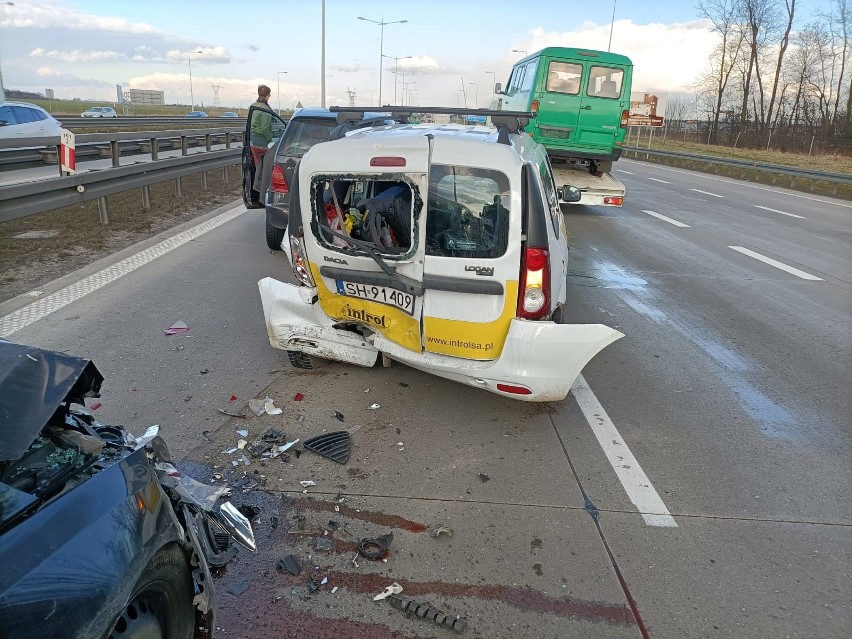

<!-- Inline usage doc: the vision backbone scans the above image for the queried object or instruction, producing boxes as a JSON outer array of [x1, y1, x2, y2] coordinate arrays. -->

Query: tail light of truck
[[620, 109, 629, 128], [603, 196, 623, 206], [517, 247, 550, 320], [271, 165, 289, 193], [531, 100, 539, 114], [289, 235, 316, 287]]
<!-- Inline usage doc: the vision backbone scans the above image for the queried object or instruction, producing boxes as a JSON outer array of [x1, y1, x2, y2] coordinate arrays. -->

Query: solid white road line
[[753, 205, 806, 219], [641, 210, 690, 227], [690, 188, 724, 198], [0, 204, 248, 337], [647, 177, 670, 183], [728, 246, 823, 280], [615, 169, 634, 174], [571, 375, 678, 528]]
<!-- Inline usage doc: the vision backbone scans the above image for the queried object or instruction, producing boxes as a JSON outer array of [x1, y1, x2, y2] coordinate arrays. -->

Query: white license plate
[[335, 280, 415, 315]]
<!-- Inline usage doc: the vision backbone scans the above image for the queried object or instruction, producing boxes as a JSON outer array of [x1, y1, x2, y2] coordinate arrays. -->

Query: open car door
[[243, 105, 287, 209]]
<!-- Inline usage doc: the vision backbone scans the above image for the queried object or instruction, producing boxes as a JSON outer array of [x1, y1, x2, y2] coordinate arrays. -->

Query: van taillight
[[271, 165, 288, 193], [531, 100, 539, 114], [620, 109, 629, 128], [517, 247, 550, 320]]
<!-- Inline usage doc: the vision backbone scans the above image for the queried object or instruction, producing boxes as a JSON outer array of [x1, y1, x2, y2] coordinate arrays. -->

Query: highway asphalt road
[[1, 158, 848, 638]]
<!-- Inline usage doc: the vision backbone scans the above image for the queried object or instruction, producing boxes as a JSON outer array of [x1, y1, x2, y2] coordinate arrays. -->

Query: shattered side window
[[310, 176, 419, 258], [280, 121, 336, 158], [426, 165, 510, 259]]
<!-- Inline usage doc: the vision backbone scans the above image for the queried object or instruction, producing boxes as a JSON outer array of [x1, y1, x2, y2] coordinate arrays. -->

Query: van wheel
[[287, 350, 326, 370], [589, 160, 612, 176], [266, 220, 285, 251]]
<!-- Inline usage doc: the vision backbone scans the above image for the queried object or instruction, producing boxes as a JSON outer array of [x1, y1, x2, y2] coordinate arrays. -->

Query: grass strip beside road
[[0, 172, 241, 303]]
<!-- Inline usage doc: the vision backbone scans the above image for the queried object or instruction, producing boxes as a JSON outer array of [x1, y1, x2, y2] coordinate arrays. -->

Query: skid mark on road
[[0, 204, 248, 337], [571, 375, 678, 528]]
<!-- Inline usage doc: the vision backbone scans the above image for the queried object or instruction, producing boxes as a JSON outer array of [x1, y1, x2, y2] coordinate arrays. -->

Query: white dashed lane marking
[[647, 177, 670, 184], [690, 188, 724, 198], [572, 375, 678, 528], [753, 205, 806, 219], [0, 204, 248, 337], [641, 210, 690, 228], [615, 169, 634, 174], [728, 246, 823, 281]]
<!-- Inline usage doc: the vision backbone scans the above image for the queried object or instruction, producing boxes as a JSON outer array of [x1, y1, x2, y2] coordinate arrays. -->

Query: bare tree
[[697, 0, 745, 141], [739, 0, 780, 129], [764, 1, 796, 136]]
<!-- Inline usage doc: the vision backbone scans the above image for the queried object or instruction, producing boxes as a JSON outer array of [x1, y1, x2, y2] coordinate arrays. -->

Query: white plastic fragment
[[264, 400, 283, 415], [236, 429, 249, 438], [321, 576, 328, 585], [368, 403, 381, 410], [248, 398, 266, 416], [134, 425, 160, 449], [373, 582, 403, 601], [331, 586, 338, 594], [237, 439, 247, 450], [224, 447, 238, 454], [300, 480, 317, 487]]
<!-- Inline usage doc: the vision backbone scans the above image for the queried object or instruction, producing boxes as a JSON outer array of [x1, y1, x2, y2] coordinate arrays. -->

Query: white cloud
[[36, 66, 59, 77], [30, 48, 123, 63], [397, 56, 442, 75], [0, 1, 162, 34], [165, 46, 232, 64], [522, 19, 718, 93]]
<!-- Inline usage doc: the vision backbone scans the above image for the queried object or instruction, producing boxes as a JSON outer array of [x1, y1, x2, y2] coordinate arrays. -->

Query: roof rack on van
[[329, 106, 535, 145]]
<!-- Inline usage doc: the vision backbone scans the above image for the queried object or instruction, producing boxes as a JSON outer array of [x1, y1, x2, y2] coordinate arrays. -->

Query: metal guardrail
[[622, 146, 852, 190], [0, 148, 241, 224], [58, 116, 246, 129]]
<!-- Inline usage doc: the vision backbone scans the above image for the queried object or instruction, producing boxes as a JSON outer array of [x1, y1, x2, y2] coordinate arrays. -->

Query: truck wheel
[[266, 220, 285, 251], [109, 545, 194, 639], [287, 350, 326, 370], [589, 160, 612, 176]]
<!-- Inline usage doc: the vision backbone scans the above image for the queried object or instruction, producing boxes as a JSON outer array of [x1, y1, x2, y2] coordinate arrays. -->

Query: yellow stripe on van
[[423, 281, 518, 360], [310, 263, 422, 353]]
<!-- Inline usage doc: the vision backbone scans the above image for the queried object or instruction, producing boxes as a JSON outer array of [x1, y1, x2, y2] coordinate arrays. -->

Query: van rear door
[[421, 142, 522, 360], [535, 58, 583, 147], [575, 65, 627, 155]]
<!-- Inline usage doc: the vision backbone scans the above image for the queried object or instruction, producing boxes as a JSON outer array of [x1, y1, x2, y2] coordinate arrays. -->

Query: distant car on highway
[[0, 101, 62, 142], [221, 111, 240, 118], [80, 106, 117, 118], [186, 111, 209, 118]]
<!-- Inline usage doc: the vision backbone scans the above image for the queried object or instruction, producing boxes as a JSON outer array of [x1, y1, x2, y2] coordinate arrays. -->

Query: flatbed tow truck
[[550, 159, 626, 207]]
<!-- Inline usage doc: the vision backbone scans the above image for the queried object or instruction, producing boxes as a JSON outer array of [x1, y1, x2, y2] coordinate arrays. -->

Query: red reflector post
[[370, 156, 406, 167], [497, 383, 533, 395]]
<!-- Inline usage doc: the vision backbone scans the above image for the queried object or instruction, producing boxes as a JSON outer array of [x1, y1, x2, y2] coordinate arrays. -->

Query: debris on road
[[478, 473, 490, 483], [276, 555, 301, 575], [294, 392, 304, 401], [386, 594, 466, 633], [247, 440, 271, 458], [226, 581, 251, 597], [164, 320, 189, 335], [90, 401, 102, 410], [237, 439, 247, 450], [334, 411, 345, 422], [373, 582, 403, 601], [229, 394, 238, 402], [248, 398, 266, 416], [358, 532, 394, 560], [306, 575, 320, 593], [261, 428, 286, 443], [200, 368, 209, 374], [368, 403, 381, 410], [331, 586, 338, 594], [314, 537, 334, 552], [236, 429, 249, 438], [299, 480, 317, 487], [304, 431, 351, 464], [264, 398, 283, 415], [429, 526, 454, 539], [218, 408, 247, 418]]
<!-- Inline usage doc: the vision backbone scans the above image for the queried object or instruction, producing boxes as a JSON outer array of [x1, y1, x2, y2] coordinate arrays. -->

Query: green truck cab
[[497, 47, 633, 175]]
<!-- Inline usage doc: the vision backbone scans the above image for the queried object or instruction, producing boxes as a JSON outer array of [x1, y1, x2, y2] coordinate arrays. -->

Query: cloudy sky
[[0, 0, 834, 110]]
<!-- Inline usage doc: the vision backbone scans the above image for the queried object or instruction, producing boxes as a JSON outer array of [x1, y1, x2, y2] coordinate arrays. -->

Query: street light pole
[[188, 49, 202, 109], [608, 0, 618, 51], [485, 71, 496, 102], [383, 54, 412, 105], [469, 82, 478, 109], [357, 16, 407, 106], [277, 71, 288, 113]]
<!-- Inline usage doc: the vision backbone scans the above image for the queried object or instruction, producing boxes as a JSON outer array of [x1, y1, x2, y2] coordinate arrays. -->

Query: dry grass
[[637, 136, 852, 174], [0, 172, 241, 303]]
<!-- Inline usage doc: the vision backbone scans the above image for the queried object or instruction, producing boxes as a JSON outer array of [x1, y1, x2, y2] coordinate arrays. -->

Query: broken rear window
[[310, 176, 420, 258]]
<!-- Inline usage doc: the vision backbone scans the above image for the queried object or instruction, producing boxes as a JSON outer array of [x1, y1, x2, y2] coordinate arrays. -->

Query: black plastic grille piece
[[303, 431, 351, 464]]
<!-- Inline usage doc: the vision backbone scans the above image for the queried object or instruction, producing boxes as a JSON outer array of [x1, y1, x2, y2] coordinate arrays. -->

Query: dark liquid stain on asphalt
[[289, 497, 429, 533]]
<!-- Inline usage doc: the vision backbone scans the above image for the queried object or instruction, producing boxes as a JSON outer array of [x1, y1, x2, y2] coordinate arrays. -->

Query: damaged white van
[[258, 107, 623, 401]]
